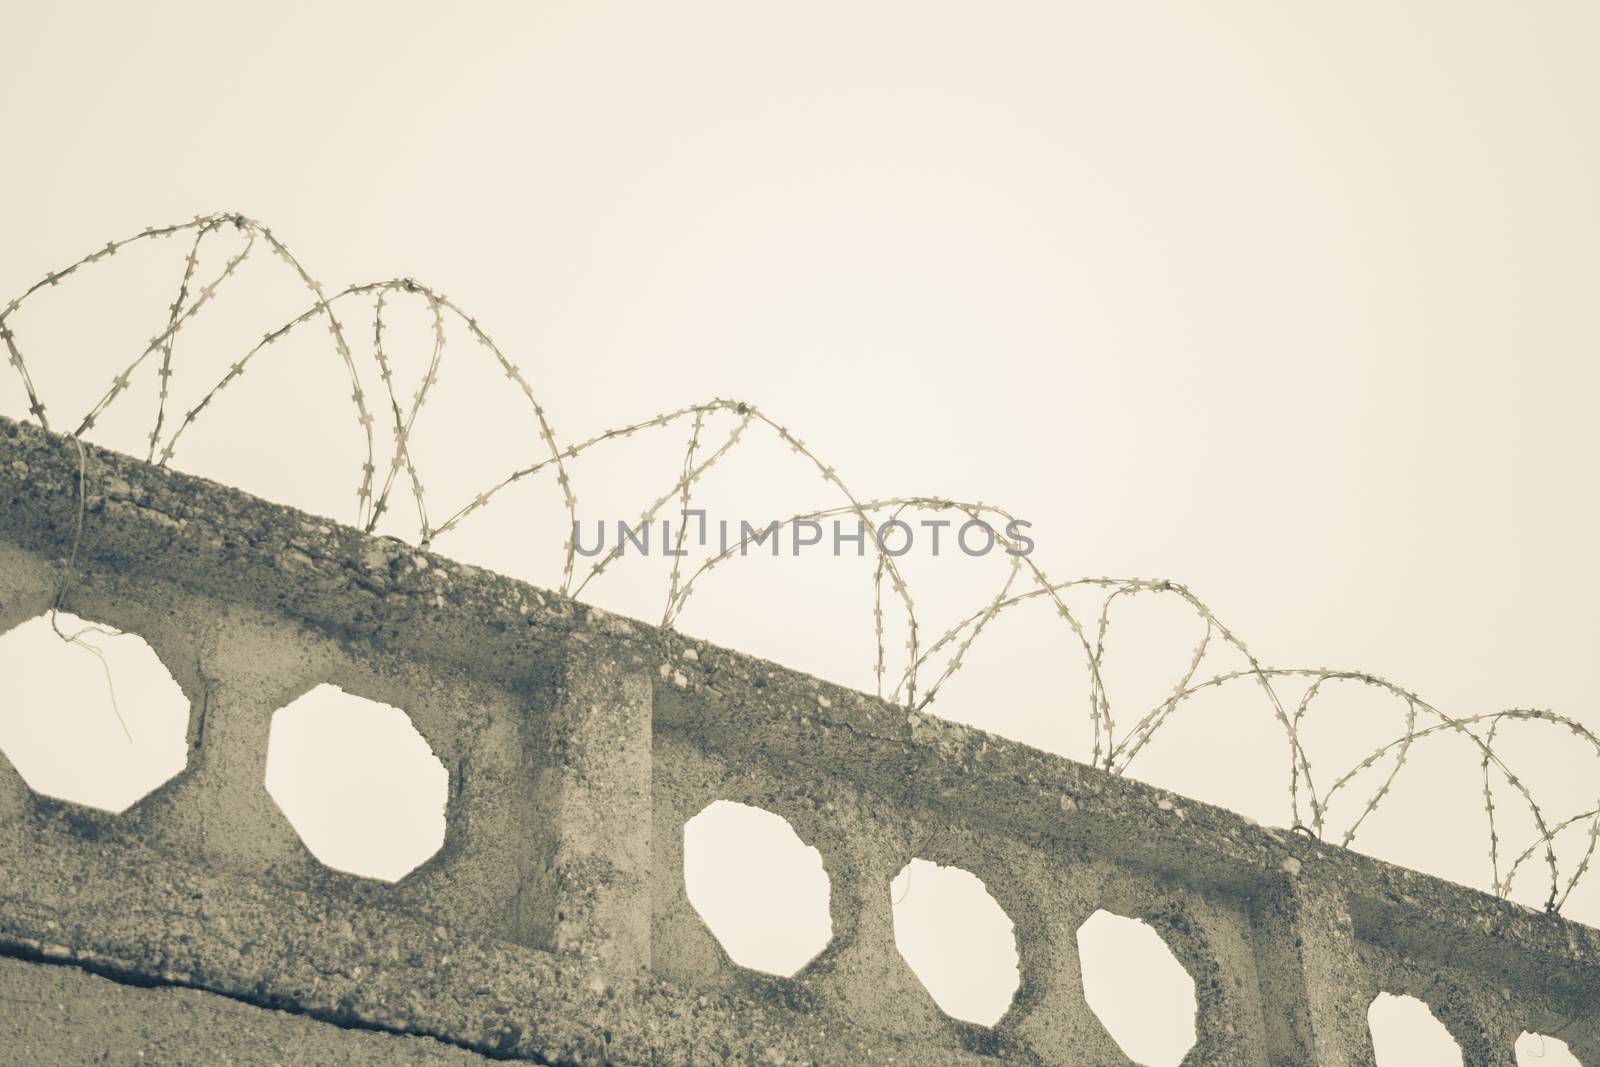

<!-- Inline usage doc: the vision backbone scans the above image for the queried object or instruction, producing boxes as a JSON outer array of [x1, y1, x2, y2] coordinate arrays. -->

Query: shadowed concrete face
[[0, 416, 1597, 1065]]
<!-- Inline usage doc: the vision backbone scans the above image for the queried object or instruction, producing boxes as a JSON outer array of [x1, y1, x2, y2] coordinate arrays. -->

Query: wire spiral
[[3, 211, 1595, 917]]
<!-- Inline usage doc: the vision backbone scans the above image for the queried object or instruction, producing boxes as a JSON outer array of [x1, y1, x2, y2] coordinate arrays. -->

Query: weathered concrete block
[[1, 415, 1598, 1065]]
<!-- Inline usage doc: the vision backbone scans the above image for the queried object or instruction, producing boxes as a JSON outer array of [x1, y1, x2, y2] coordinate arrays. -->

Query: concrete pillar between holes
[[539, 651, 653, 990], [1250, 878, 1378, 1067]]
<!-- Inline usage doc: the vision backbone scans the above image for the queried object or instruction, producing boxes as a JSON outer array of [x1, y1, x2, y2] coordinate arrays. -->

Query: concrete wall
[[0, 414, 1595, 1066]]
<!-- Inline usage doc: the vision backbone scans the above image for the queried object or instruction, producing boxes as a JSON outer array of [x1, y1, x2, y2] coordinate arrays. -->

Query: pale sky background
[[0, 3, 1596, 1062]]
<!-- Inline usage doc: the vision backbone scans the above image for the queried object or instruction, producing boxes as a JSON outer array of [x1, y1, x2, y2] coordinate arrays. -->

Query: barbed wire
[[2, 211, 1595, 917]]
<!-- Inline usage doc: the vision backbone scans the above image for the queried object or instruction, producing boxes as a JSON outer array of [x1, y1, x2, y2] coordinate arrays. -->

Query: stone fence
[[0, 415, 1595, 1065]]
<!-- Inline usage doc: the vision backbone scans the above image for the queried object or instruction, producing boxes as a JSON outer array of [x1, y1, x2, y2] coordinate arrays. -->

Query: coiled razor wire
[[2, 211, 1595, 916]]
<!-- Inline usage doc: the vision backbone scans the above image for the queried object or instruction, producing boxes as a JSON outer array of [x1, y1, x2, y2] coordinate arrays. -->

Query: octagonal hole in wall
[[1368, 993, 1463, 1066], [264, 683, 448, 882], [1076, 909, 1197, 1066], [682, 800, 832, 976], [1517, 1032, 1584, 1067], [889, 858, 1020, 1026], [0, 610, 189, 812]]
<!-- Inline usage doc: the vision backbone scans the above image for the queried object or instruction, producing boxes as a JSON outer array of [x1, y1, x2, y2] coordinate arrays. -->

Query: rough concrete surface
[[0, 955, 490, 1065], [1, 415, 1597, 1065]]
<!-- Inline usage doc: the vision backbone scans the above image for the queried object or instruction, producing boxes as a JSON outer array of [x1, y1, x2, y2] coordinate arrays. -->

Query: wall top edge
[[1, 413, 1596, 987]]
